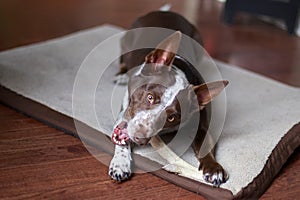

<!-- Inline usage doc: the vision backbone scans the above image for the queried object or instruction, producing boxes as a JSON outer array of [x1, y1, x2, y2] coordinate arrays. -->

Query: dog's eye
[[167, 115, 175, 123], [147, 93, 154, 104]]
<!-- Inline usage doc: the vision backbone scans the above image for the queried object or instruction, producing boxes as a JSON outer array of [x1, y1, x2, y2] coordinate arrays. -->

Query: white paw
[[113, 74, 129, 85], [109, 146, 132, 182]]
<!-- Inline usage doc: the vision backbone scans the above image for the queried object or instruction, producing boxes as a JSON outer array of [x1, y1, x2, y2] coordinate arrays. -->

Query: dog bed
[[0, 25, 299, 200]]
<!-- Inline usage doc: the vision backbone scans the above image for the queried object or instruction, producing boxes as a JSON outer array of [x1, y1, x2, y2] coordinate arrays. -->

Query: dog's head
[[112, 32, 228, 146]]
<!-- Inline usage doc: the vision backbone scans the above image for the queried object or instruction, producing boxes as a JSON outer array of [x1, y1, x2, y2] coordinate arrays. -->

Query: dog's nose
[[134, 136, 150, 145]]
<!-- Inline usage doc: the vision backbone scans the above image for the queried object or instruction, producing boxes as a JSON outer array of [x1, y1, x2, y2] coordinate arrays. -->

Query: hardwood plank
[[0, 118, 47, 133], [0, 106, 203, 200], [0, 143, 89, 169], [0, 127, 62, 140], [0, 157, 103, 199], [0, 107, 203, 200], [0, 158, 202, 200], [0, 130, 78, 153]]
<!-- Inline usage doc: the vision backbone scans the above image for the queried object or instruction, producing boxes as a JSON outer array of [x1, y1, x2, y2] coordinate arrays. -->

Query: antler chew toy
[[150, 135, 205, 183]]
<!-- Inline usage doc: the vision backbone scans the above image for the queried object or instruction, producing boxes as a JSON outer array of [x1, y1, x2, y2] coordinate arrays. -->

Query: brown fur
[[115, 11, 228, 186]]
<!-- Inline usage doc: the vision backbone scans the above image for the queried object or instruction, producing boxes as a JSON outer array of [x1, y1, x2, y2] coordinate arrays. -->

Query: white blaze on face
[[127, 66, 189, 139]]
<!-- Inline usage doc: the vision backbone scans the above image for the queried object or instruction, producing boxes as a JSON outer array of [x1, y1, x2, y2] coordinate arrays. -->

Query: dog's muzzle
[[112, 121, 152, 146]]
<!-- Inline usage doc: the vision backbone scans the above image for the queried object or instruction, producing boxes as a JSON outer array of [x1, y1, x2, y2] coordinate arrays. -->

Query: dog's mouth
[[112, 121, 130, 146]]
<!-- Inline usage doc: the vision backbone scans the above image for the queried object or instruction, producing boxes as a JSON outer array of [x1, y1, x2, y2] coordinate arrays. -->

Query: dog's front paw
[[109, 146, 132, 182], [109, 156, 132, 182], [200, 161, 228, 187]]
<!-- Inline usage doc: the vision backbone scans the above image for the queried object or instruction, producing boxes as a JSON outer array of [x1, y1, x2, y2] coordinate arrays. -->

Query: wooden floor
[[0, 0, 299, 199]]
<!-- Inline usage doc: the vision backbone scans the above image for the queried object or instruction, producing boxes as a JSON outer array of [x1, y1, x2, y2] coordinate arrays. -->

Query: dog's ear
[[193, 80, 229, 109], [145, 31, 182, 68]]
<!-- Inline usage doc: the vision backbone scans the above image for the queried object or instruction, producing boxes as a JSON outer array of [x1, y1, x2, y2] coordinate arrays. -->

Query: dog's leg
[[109, 89, 132, 182], [199, 148, 228, 187], [108, 143, 132, 182], [191, 108, 228, 187], [192, 127, 228, 187]]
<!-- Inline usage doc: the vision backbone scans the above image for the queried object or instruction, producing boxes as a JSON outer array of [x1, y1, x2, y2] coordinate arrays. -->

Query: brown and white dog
[[109, 11, 228, 187]]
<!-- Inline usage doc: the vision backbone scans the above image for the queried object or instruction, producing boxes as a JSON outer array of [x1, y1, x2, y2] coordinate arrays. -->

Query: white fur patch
[[162, 67, 189, 106], [109, 144, 132, 181]]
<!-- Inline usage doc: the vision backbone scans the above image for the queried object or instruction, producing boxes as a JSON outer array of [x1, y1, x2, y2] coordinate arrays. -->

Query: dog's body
[[109, 11, 228, 187]]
